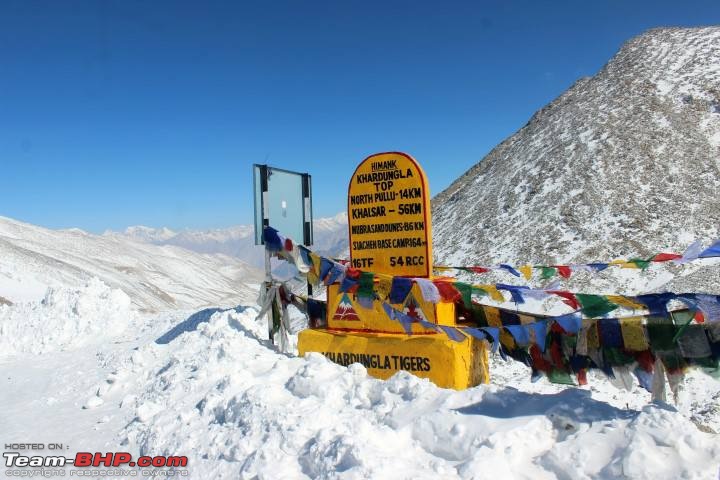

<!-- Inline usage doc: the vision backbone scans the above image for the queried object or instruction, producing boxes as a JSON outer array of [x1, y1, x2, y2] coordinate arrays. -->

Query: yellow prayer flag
[[519, 265, 533, 280], [586, 321, 600, 349], [481, 306, 514, 349], [500, 331, 516, 351], [374, 275, 393, 301], [475, 284, 505, 303], [607, 295, 645, 310], [620, 317, 648, 351], [518, 314, 535, 325], [310, 253, 322, 276], [610, 259, 639, 269], [483, 306, 502, 327]]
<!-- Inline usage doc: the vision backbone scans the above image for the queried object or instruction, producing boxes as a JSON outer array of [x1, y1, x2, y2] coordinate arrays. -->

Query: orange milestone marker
[[348, 152, 432, 278]]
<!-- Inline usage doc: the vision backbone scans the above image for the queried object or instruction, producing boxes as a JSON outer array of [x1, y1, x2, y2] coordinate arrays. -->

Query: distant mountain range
[[104, 212, 349, 268]]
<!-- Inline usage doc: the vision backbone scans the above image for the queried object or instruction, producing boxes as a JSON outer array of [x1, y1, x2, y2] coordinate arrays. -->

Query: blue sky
[[2, 1, 719, 232]]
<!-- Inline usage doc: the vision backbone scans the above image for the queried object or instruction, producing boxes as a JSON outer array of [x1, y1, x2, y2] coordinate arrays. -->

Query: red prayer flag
[[555, 266, 572, 279], [550, 341, 565, 368], [529, 345, 551, 372], [433, 281, 462, 302], [652, 253, 683, 262], [548, 290, 580, 310], [636, 350, 655, 372], [468, 266, 491, 274], [345, 267, 361, 279]]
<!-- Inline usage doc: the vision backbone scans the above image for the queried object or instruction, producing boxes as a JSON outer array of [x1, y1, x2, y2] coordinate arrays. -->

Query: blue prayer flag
[[389, 277, 413, 304], [263, 226, 283, 253], [439, 325, 466, 343], [496, 284, 529, 304], [554, 313, 582, 334], [698, 239, 720, 258], [499, 264, 521, 277], [530, 321, 547, 352], [504, 324, 530, 346]]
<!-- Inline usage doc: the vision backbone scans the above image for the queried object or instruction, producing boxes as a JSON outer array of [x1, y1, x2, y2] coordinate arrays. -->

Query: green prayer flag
[[629, 257, 653, 270], [659, 352, 685, 371], [647, 323, 679, 351], [455, 282, 473, 308], [561, 334, 577, 352], [603, 347, 634, 366], [576, 294, 618, 318], [540, 266, 557, 280], [547, 369, 575, 385], [357, 272, 375, 299], [472, 286, 488, 297], [693, 357, 719, 371], [271, 298, 282, 336], [471, 303, 488, 327], [670, 310, 695, 324]]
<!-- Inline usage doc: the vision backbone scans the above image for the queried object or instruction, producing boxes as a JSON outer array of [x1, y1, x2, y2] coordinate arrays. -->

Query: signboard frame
[[253, 164, 313, 246]]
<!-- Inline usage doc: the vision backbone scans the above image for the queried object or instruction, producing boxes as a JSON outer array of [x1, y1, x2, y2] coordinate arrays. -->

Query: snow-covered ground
[[1, 285, 718, 479]]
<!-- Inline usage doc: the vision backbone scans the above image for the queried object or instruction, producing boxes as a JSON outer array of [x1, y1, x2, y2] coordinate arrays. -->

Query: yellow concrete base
[[298, 328, 489, 390]]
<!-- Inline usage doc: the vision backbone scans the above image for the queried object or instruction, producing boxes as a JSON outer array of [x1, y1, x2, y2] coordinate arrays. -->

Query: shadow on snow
[[456, 387, 640, 423], [155, 306, 248, 345]]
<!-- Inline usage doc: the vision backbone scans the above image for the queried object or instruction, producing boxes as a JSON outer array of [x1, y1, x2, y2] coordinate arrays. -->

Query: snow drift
[[119, 308, 719, 479], [0, 278, 133, 356]]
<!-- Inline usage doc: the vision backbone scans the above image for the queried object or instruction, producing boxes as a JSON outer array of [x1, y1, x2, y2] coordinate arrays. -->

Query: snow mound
[[122, 307, 719, 479], [0, 278, 133, 357]]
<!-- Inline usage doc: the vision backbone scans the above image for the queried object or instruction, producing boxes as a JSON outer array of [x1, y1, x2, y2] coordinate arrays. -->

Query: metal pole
[[265, 245, 274, 344]]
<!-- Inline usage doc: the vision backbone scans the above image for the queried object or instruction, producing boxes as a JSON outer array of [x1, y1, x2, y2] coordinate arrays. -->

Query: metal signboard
[[253, 164, 313, 246]]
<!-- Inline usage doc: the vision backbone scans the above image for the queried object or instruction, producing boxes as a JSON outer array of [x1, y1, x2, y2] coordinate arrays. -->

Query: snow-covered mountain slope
[[432, 27, 720, 276], [0, 216, 261, 311], [106, 212, 349, 267]]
